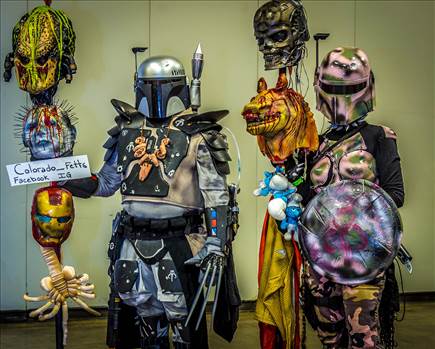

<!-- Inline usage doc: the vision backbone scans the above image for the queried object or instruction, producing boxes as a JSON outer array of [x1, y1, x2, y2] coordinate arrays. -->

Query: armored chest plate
[[310, 132, 377, 191], [117, 126, 190, 197]]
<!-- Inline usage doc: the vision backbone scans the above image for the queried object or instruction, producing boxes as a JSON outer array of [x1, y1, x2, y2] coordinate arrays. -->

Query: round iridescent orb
[[300, 179, 402, 285]]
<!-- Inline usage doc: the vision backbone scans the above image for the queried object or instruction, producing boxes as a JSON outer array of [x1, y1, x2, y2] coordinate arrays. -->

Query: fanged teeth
[[245, 112, 279, 125]]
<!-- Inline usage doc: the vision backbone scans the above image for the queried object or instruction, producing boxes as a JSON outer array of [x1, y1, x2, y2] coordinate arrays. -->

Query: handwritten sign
[[6, 155, 91, 187]]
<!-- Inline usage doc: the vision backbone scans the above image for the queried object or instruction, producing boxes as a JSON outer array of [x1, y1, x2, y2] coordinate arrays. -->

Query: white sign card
[[6, 155, 91, 187]]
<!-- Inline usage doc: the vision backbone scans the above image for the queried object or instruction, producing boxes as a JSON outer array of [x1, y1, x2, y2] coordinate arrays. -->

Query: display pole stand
[[54, 237, 64, 349], [52, 181, 64, 349], [55, 294, 64, 349]]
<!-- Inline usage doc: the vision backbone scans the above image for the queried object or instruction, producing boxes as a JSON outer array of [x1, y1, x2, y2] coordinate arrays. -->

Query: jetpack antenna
[[191, 43, 204, 112], [313, 33, 330, 69], [131, 47, 148, 90]]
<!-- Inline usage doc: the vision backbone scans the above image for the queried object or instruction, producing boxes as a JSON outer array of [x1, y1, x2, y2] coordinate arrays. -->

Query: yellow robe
[[256, 214, 296, 349]]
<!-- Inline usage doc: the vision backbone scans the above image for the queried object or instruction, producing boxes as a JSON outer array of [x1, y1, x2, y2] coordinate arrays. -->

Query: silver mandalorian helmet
[[135, 56, 190, 118]]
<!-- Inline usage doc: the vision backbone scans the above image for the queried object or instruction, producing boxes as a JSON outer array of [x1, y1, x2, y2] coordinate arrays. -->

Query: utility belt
[[117, 210, 203, 240]]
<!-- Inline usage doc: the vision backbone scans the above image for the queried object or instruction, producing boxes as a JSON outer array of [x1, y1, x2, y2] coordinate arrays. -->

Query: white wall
[[1, 0, 434, 310]]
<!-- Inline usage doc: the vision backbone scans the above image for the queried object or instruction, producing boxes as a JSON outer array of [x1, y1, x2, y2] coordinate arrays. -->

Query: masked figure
[[3, 4, 76, 104], [302, 47, 404, 349], [254, 0, 309, 70], [63, 54, 240, 349], [20, 102, 77, 160]]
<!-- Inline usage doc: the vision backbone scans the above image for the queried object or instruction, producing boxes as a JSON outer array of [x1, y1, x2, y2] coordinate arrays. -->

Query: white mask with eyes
[[22, 103, 77, 160]]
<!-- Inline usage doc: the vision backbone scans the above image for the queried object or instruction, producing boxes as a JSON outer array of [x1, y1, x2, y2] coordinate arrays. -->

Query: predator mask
[[314, 47, 375, 126], [3, 5, 76, 95], [32, 187, 75, 248], [20, 102, 77, 160], [254, 0, 309, 70], [242, 70, 318, 162]]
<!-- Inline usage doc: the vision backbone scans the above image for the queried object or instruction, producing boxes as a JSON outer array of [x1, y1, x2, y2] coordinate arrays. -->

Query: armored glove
[[184, 206, 228, 330]]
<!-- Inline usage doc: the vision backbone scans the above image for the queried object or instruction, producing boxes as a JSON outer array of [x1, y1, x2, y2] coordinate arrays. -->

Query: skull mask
[[31, 187, 75, 248], [20, 102, 77, 160], [3, 5, 76, 97], [254, 0, 309, 70]]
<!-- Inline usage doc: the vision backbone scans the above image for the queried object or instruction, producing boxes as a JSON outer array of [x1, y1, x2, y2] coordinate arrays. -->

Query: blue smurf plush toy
[[254, 167, 303, 241]]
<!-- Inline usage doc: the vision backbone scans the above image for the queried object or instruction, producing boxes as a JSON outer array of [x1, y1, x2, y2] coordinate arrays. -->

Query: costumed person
[[300, 47, 404, 349], [242, 1, 318, 348], [3, 1, 100, 346], [62, 50, 241, 349]]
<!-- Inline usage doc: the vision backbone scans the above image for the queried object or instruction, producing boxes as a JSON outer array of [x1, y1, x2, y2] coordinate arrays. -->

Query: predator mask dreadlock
[[242, 71, 318, 162], [3, 5, 76, 96]]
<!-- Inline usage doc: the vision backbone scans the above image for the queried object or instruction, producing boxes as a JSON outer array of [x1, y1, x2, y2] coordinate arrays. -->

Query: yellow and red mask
[[6, 5, 76, 95], [31, 187, 74, 247], [242, 70, 318, 162]]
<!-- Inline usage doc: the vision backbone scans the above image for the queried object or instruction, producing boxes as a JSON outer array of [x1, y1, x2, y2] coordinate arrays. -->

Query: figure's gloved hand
[[184, 237, 226, 330], [59, 175, 99, 198], [184, 237, 224, 271], [184, 206, 229, 330]]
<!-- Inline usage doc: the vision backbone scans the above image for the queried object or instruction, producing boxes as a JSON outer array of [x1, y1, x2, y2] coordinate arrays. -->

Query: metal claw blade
[[210, 262, 224, 330], [185, 262, 212, 327], [195, 262, 218, 331]]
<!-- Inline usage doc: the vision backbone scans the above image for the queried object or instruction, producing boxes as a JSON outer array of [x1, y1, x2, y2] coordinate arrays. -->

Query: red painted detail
[[211, 219, 217, 227], [258, 211, 270, 285], [259, 322, 285, 349], [292, 237, 303, 349], [47, 188, 63, 205]]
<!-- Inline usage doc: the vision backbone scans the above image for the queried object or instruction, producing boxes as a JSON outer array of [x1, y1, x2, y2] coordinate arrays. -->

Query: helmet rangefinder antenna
[[191, 43, 204, 112], [132, 47, 148, 90], [313, 33, 330, 70]]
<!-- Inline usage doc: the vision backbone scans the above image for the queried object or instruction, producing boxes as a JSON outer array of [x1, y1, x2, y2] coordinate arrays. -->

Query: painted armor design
[[114, 118, 196, 202], [310, 132, 377, 192], [314, 47, 375, 126]]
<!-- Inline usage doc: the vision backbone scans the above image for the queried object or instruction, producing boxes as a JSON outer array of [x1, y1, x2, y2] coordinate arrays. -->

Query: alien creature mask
[[3, 5, 76, 96], [254, 0, 309, 70]]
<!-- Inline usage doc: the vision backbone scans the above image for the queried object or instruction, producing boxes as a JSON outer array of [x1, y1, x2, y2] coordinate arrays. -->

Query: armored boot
[[171, 319, 192, 349], [138, 316, 170, 349]]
